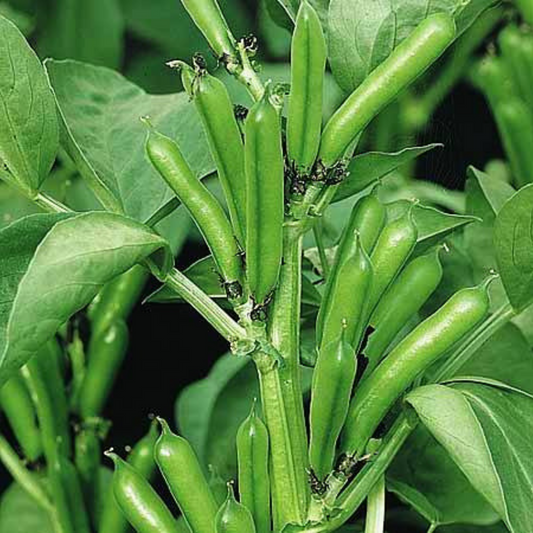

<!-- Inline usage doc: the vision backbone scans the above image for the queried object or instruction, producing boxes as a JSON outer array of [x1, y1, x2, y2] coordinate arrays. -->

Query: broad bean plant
[[0, 1, 533, 533]]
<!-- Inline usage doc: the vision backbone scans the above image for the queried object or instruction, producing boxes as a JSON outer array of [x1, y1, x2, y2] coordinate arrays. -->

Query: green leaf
[[459, 322, 533, 395], [37, 0, 124, 69], [328, 0, 497, 93], [333, 144, 443, 203], [467, 167, 516, 216], [0, 15, 58, 194], [388, 201, 479, 251], [407, 381, 533, 533], [45, 59, 215, 221], [0, 212, 171, 386], [0, 483, 54, 533], [389, 424, 499, 528], [175, 353, 258, 479], [0, 182, 39, 229], [494, 184, 533, 311]]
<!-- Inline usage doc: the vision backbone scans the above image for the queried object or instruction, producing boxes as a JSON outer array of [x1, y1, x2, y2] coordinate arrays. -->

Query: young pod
[[106, 452, 179, 533], [316, 226, 373, 352], [341, 281, 492, 457], [236, 401, 270, 533], [346, 189, 387, 255], [319, 13, 456, 167], [79, 320, 129, 419], [181, 63, 247, 244], [473, 55, 515, 109], [493, 99, 533, 187], [309, 333, 357, 480], [88, 265, 148, 337], [100, 420, 160, 533], [145, 123, 243, 288], [364, 247, 444, 375], [154, 418, 218, 533], [365, 208, 418, 319], [287, 1, 327, 173], [216, 484, 257, 533], [180, 0, 235, 59], [0, 374, 42, 461], [245, 85, 284, 305]]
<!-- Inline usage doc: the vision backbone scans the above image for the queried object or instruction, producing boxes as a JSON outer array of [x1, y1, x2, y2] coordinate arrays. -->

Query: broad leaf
[[494, 184, 533, 311], [328, 0, 497, 92], [0, 483, 54, 533], [334, 144, 443, 203], [38, 0, 124, 69], [0, 15, 58, 194], [45, 59, 214, 221], [389, 425, 499, 528], [0, 212, 171, 386], [407, 381, 533, 533], [176, 353, 258, 479]]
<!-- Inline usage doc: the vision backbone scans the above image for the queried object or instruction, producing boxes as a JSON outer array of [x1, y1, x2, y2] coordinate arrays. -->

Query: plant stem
[[364, 476, 386, 533], [267, 220, 310, 526], [33, 192, 71, 213], [313, 221, 330, 278], [165, 268, 247, 343], [230, 41, 264, 101], [431, 302, 515, 382], [0, 433, 53, 513], [288, 415, 414, 533]]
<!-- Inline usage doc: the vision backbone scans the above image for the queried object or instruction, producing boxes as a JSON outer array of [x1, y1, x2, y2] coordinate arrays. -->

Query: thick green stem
[[431, 302, 515, 382], [0, 434, 53, 513], [166, 268, 247, 343], [267, 221, 310, 526], [364, 476, 386, 533]]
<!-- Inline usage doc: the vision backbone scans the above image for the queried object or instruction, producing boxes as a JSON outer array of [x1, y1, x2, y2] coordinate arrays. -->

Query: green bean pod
[[515, 0, 533, 26], [319, 13, 456, 167], [216, 484, 257, 533], [180, 0, 235, 59], [309, 334, 357, 480], [493, 99, 533, 187], [181, 64, 247, 244], [100, 420, 160, 533], [347, 190, 387, 255], [154, 418, 218, 533], [341, 282, 491, 456], [498, 25, 533, 112], [473, 55, 515, 109], [236, 402, 270, 533], [79, 320, 129, 419], [287, 0, 327, 173], [364, 247, 443, 376], [365, 209, 418, 319], [88, 265, 148, 337], [245, 86, 284, 305], [145, 123, 243, 288], [106, 452, 179, 533], [0, 374, 42, 461], [316, 221, 373, 352], [75, 423, 101, 524]]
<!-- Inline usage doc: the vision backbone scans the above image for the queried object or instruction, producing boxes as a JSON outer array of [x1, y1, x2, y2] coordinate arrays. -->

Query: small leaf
[[45, 59, 215, 221], [0, 15, 58, 194], [388, 201, 479, 251], [334, 144, 443, 203], [467, 167, 515, 216], [494, 184, 533, 311], [407, 381, 533, 533], [0, 212, 171, 386]]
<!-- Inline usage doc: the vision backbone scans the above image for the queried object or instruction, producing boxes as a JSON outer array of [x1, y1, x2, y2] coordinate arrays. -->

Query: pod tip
[[155, 416, 172, 435]]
